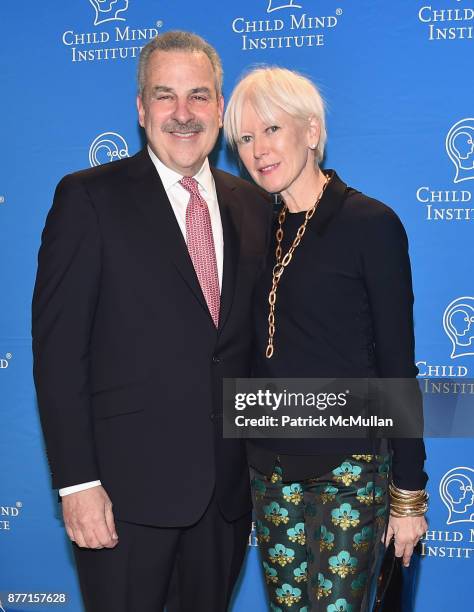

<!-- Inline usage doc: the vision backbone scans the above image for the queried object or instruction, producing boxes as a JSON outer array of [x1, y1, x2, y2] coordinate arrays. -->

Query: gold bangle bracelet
[[390, 507, 427, 518], [390, 502, 428, 510], [389, 483, 428, 501], [389, 481, 428, 517]]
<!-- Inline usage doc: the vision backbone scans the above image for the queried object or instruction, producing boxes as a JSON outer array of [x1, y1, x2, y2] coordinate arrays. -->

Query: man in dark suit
[[32, 31, 271, 612]]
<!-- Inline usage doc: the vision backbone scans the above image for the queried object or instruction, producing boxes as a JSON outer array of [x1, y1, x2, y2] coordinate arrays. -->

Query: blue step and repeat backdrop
[[1, 1, 474, 610]]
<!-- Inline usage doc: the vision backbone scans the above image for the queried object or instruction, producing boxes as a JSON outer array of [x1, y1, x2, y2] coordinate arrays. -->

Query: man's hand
[[62, 485, 118, 549]]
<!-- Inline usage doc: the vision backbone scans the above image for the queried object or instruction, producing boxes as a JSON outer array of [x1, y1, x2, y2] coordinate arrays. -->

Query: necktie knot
[[180, 176, 201, 197]]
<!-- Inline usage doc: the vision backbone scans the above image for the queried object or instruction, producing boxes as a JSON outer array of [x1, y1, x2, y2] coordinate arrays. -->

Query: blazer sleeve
[[361, 205, 428, 491], [32, 174, 101, 489]]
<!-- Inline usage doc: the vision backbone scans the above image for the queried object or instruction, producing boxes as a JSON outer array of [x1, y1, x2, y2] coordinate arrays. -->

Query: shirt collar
[[147, 145, 214, 195]]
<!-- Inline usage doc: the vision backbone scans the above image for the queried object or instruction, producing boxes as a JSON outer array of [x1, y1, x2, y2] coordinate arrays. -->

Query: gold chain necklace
[[266, 174, 331, 359]]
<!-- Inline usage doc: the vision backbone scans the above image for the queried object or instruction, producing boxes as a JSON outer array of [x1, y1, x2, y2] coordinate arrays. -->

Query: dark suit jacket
[[32, 148, 272, 527]]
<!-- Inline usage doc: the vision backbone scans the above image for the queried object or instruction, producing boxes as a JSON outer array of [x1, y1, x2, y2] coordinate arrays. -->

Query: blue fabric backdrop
[[1, 1, 474, 610]]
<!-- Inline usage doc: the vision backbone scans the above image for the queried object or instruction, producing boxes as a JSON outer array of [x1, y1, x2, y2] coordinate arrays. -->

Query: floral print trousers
[[250, 455, 390, 612]]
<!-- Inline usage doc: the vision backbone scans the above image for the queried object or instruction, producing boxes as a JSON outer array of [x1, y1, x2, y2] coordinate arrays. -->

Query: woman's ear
[[307, 116, 321, 150]]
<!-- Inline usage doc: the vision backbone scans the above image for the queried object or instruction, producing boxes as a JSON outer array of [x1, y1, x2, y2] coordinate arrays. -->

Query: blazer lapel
[[127, 149, 209, 316], [212, 169, 241, 333]]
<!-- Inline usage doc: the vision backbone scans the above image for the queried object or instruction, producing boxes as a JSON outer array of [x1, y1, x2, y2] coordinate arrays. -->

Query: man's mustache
[[162, 121, 204, 134]]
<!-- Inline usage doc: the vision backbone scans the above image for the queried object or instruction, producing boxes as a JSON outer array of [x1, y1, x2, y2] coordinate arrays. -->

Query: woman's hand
[[383, 514, 427, 567]]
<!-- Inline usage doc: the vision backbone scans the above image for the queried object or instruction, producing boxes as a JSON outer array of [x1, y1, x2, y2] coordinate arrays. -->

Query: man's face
[[137, 50, 223, 176]]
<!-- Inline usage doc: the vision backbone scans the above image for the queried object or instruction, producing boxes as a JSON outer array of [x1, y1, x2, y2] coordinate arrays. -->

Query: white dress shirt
[[59, 147, 224, 496]]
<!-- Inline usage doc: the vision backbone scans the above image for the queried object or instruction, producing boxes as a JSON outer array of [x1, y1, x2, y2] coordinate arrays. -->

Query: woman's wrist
[[389, 481, 429, 517]]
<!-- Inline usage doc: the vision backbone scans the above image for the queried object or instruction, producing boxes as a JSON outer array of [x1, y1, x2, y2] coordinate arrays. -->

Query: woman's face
[[236, 101, 318, 196]]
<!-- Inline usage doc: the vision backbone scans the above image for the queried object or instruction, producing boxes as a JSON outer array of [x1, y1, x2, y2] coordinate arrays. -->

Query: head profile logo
[[440, 467, 474, 525], [446, 118, 474, 184], [443, 297, 474, 359], [88, 0, 129, 26], [89, 132, 130, 167], [267, 0, 303, 12]]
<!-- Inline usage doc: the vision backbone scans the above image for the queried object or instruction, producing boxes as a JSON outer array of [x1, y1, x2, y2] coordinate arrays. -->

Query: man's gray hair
[[138, 31, 223, 97]]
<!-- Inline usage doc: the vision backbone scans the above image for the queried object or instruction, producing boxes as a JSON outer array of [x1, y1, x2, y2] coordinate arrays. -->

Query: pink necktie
[[180, 177, 220, 327]]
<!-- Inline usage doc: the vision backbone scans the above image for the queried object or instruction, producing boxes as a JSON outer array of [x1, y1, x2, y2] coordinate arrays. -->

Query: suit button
[[212, 355, 220, 364], [210, 412, 216, 421]]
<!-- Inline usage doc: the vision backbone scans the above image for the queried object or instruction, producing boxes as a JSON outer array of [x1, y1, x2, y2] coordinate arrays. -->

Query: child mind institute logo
[[443, 297, 474, 359], [89, 0, 129, 26], [0, 353, 12, 369], [418, 0, 474, 41], [446, 118, 474, 184], [440, 467, 474, 525], [231, 0, 343, 51], [420, 467, 474, 560], [89, 132, 130, 167], [267, 0, 303, 12], [0, 502, 23, 531], [415, 118, 474, 221], [417, 299, 472, 388], [61, 0, 161, 62]]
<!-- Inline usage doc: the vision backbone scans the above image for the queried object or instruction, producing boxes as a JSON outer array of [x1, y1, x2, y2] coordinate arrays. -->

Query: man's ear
[[137, 95, 145, 128], [218, 95, 225, 128]]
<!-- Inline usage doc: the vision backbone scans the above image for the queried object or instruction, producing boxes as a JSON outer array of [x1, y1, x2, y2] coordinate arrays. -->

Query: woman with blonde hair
[[224, 67, 428, 610]]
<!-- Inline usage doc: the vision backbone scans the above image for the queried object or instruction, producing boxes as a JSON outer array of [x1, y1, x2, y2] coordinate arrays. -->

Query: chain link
[[266, 174, 331, 359]]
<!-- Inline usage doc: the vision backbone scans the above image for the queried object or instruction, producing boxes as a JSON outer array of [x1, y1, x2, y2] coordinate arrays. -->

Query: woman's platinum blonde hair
[[224, 66, 327, 164]]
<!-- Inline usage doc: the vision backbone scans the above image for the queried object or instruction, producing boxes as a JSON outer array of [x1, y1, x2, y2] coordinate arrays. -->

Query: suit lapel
[[212, 168, 241, 334], [127, 149, 210, 316]]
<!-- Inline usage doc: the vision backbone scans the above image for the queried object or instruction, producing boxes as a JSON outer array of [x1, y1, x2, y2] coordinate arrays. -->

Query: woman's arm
[[360, 201, 428, 564], [361, 202, 427, 489]]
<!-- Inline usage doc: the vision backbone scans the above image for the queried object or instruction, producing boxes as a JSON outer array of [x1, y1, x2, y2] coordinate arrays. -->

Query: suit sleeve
[[361, 206, 427, 490], [32, 175, 101, 489]]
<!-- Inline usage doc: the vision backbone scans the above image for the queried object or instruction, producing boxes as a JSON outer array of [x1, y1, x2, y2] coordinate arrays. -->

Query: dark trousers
[[250, 455, 390, 611], [73, 494, 251, 612]]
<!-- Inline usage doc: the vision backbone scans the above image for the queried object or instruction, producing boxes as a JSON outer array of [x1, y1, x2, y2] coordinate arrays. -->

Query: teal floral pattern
[[351, 570, 367, 596], [287, 522, 306, 545], [263, 561, 279, 584], [319, 524, 335, 551], [256, 519, 271, 544], [276, 583, 302, 606], [356, 482, 383, 505], [283, 483, 304, 505], [353, 527, 373, 552], [331, 503, 360, 530], [332, 462, 362, 486], [293, 561, 308, 583], [252, 477, 267, 501], [328, 551, 358, 578], [269, 543, 296, 567], [264, 501, 290, 526], [250, 455, 389, 610], [311, 572, 333, 599], [327, 597, 353, 612], [318, 484, 339, 504]]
